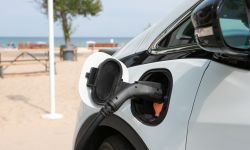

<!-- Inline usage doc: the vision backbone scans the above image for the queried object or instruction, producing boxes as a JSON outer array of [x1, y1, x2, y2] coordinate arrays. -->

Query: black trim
[[120, 48, 213, 68], [120, 48, 250, 70], [74, 114, 148, 150]]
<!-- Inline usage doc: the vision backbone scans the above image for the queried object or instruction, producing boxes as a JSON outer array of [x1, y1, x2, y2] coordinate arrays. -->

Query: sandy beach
[[0, 49, 93, 150]]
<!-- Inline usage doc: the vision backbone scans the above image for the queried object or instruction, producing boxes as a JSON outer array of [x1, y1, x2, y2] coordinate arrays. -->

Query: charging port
[[131, 69, 173, 126]]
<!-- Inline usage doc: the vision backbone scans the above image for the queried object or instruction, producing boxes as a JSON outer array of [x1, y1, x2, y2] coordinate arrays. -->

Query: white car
[[74, 0, 250, 150]]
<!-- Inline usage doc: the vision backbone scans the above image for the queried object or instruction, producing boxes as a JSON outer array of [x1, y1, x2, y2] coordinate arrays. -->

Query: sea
[[0, 37, 133, 48]]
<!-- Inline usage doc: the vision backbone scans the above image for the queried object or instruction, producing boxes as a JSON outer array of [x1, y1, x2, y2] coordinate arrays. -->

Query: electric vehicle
[[74, 0, 250, 149]]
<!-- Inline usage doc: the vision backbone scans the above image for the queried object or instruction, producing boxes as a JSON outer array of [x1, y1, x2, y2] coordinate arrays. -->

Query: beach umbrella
[[43, 0, 63, 120]]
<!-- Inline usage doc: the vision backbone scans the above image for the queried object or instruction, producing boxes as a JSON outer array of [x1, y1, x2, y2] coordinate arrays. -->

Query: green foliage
[[37, 0, 102, 46]]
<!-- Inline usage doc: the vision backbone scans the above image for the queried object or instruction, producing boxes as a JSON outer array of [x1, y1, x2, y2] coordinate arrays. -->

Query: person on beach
[[7, 42, 16, 48]]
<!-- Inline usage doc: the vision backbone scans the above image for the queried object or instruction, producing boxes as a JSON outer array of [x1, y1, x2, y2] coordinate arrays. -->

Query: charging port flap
[[79, 52, 129, 107]]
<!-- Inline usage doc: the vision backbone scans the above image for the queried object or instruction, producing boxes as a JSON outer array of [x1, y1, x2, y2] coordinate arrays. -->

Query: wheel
[[98, 135, 135, 150]]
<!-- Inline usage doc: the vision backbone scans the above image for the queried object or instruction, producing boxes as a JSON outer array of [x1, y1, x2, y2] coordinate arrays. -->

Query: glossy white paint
[[75, 56, 210, 150], [115, 59, 210, 150], [187, 61, 250, 150], [113, 27, 151, 59]]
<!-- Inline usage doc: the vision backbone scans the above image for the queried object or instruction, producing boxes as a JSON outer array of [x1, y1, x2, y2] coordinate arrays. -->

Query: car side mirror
[[191, 0, 250, 56]]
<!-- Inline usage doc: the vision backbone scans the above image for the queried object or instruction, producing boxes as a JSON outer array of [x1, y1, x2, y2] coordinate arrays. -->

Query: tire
[[98, 135, 135, 150]]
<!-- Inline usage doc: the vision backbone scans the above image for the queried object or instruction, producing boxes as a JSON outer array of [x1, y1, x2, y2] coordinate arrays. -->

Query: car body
[[74, 0, 250, 150]]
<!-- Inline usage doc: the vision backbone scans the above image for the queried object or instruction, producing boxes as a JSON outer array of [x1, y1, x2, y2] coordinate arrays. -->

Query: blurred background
[[0, 0, 171, 149], [0, 0, 170, 48]]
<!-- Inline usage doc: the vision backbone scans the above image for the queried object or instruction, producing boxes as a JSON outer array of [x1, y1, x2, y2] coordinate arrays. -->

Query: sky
[[0, 0, 171, 37]]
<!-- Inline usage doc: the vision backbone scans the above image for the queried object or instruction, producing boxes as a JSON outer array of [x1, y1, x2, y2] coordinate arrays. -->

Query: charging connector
[[75, 81, 163, 150], [75, 58, 164, 150]]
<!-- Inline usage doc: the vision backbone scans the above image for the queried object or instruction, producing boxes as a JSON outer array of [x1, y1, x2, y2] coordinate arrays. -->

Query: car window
[[219, 0, 250, 49], [157, 18, 196, 49]]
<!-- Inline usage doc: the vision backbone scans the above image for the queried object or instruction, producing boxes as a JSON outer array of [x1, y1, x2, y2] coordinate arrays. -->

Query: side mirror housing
[[192, 0, 250, 56]]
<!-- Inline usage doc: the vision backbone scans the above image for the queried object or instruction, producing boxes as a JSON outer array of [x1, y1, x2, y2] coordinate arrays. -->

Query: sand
[[0, 50, 93, 150]]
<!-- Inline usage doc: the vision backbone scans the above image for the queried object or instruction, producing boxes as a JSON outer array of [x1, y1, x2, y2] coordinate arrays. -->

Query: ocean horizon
[[0, 37, 133, 48]]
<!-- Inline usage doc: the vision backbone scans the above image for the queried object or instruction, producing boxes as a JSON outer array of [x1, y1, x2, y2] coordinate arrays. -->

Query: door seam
[[184, 60, 212, 150]]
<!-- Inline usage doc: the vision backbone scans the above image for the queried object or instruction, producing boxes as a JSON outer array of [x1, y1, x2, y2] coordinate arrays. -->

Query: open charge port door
[[131, 69, 173, 126]]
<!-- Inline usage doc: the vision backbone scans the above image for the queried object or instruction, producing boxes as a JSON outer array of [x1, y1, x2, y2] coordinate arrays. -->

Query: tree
[[38, 0, 102, 46]]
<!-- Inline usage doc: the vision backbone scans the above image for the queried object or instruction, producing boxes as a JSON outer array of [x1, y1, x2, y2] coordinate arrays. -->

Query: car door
[[116, 16, 212, 150], [186, 60, 250, 150], [186, 0, 250, 148]]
